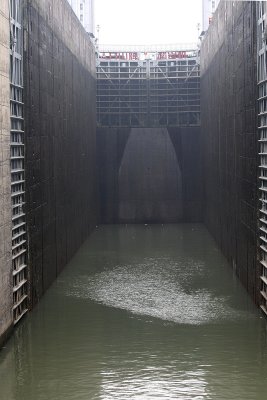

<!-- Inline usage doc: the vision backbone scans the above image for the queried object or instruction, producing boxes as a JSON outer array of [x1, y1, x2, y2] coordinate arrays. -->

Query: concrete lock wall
[[97, 127, 203, 224], [201, 1, 259, 303], [23, 0, 98, 305], [0, 0, 13, 344]]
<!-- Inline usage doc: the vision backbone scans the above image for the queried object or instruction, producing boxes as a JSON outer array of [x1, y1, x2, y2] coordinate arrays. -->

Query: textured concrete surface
[[201, 1, 259, 303], [0, 1, 13, 344], [24, 0, 97, 305], [97, 127, 202, 223]]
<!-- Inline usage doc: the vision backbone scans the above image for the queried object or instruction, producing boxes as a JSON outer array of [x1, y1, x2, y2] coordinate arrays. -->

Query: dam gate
[[96, 45, 200, 128]]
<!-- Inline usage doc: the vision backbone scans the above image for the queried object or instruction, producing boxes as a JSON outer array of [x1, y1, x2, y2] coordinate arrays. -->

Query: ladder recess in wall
[[9, 0, 28, 324], [258, 2, 267, 316]]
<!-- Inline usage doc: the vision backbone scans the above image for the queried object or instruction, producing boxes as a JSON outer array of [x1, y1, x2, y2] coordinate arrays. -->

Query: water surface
[[0, 224, 267, 399]]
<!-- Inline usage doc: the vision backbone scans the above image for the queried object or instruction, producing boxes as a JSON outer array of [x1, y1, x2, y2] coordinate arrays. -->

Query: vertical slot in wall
[[9, 0, 28, 324]]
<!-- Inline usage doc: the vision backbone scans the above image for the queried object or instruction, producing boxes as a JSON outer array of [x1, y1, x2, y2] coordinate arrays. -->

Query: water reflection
[[1, 224, 267, 400], [99, 366, 209, 399]]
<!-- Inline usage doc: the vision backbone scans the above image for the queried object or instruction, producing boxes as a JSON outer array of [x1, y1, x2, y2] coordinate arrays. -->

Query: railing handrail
[[98, 43, 198, 53]]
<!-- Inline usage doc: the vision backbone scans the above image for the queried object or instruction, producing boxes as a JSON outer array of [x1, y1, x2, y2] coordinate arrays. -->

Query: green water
[[1, 224, 267, 399]]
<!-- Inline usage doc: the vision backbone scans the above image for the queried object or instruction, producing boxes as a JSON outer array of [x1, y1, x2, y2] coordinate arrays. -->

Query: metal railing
[[98, 43, 198, 53]]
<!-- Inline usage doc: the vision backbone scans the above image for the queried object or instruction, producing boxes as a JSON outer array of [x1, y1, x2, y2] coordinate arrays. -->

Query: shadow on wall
[[96, 127, 203, 224], [118, 128, 183, 223], [97, 126, 202, 224]]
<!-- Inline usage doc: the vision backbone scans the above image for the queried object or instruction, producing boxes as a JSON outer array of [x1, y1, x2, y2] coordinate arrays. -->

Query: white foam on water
[[67, 257, 249, 325]]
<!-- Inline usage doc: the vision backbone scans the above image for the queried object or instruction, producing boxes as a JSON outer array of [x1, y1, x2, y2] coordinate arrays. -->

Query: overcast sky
[[95, 0, 202, 46]]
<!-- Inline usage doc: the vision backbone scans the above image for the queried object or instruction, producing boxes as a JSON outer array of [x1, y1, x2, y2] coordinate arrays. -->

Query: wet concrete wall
[[0, 0, 13, 344], [201, 1, 259, 303], [97, 127, 202, 223], [23, 0, 97, 305]]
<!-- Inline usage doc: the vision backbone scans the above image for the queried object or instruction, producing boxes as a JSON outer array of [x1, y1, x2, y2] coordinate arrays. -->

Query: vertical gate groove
[[9, 0, 28, 324]]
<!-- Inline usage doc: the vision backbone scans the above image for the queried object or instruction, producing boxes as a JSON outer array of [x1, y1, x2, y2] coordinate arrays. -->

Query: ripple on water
[[67, 257, 250, 325]]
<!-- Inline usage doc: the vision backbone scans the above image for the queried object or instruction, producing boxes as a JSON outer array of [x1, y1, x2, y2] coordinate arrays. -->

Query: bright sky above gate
[[95, 0, 202, 46]]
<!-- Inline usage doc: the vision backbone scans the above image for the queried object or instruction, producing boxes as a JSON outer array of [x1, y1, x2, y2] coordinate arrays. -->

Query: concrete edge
[[0, 324, 14, 350]]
